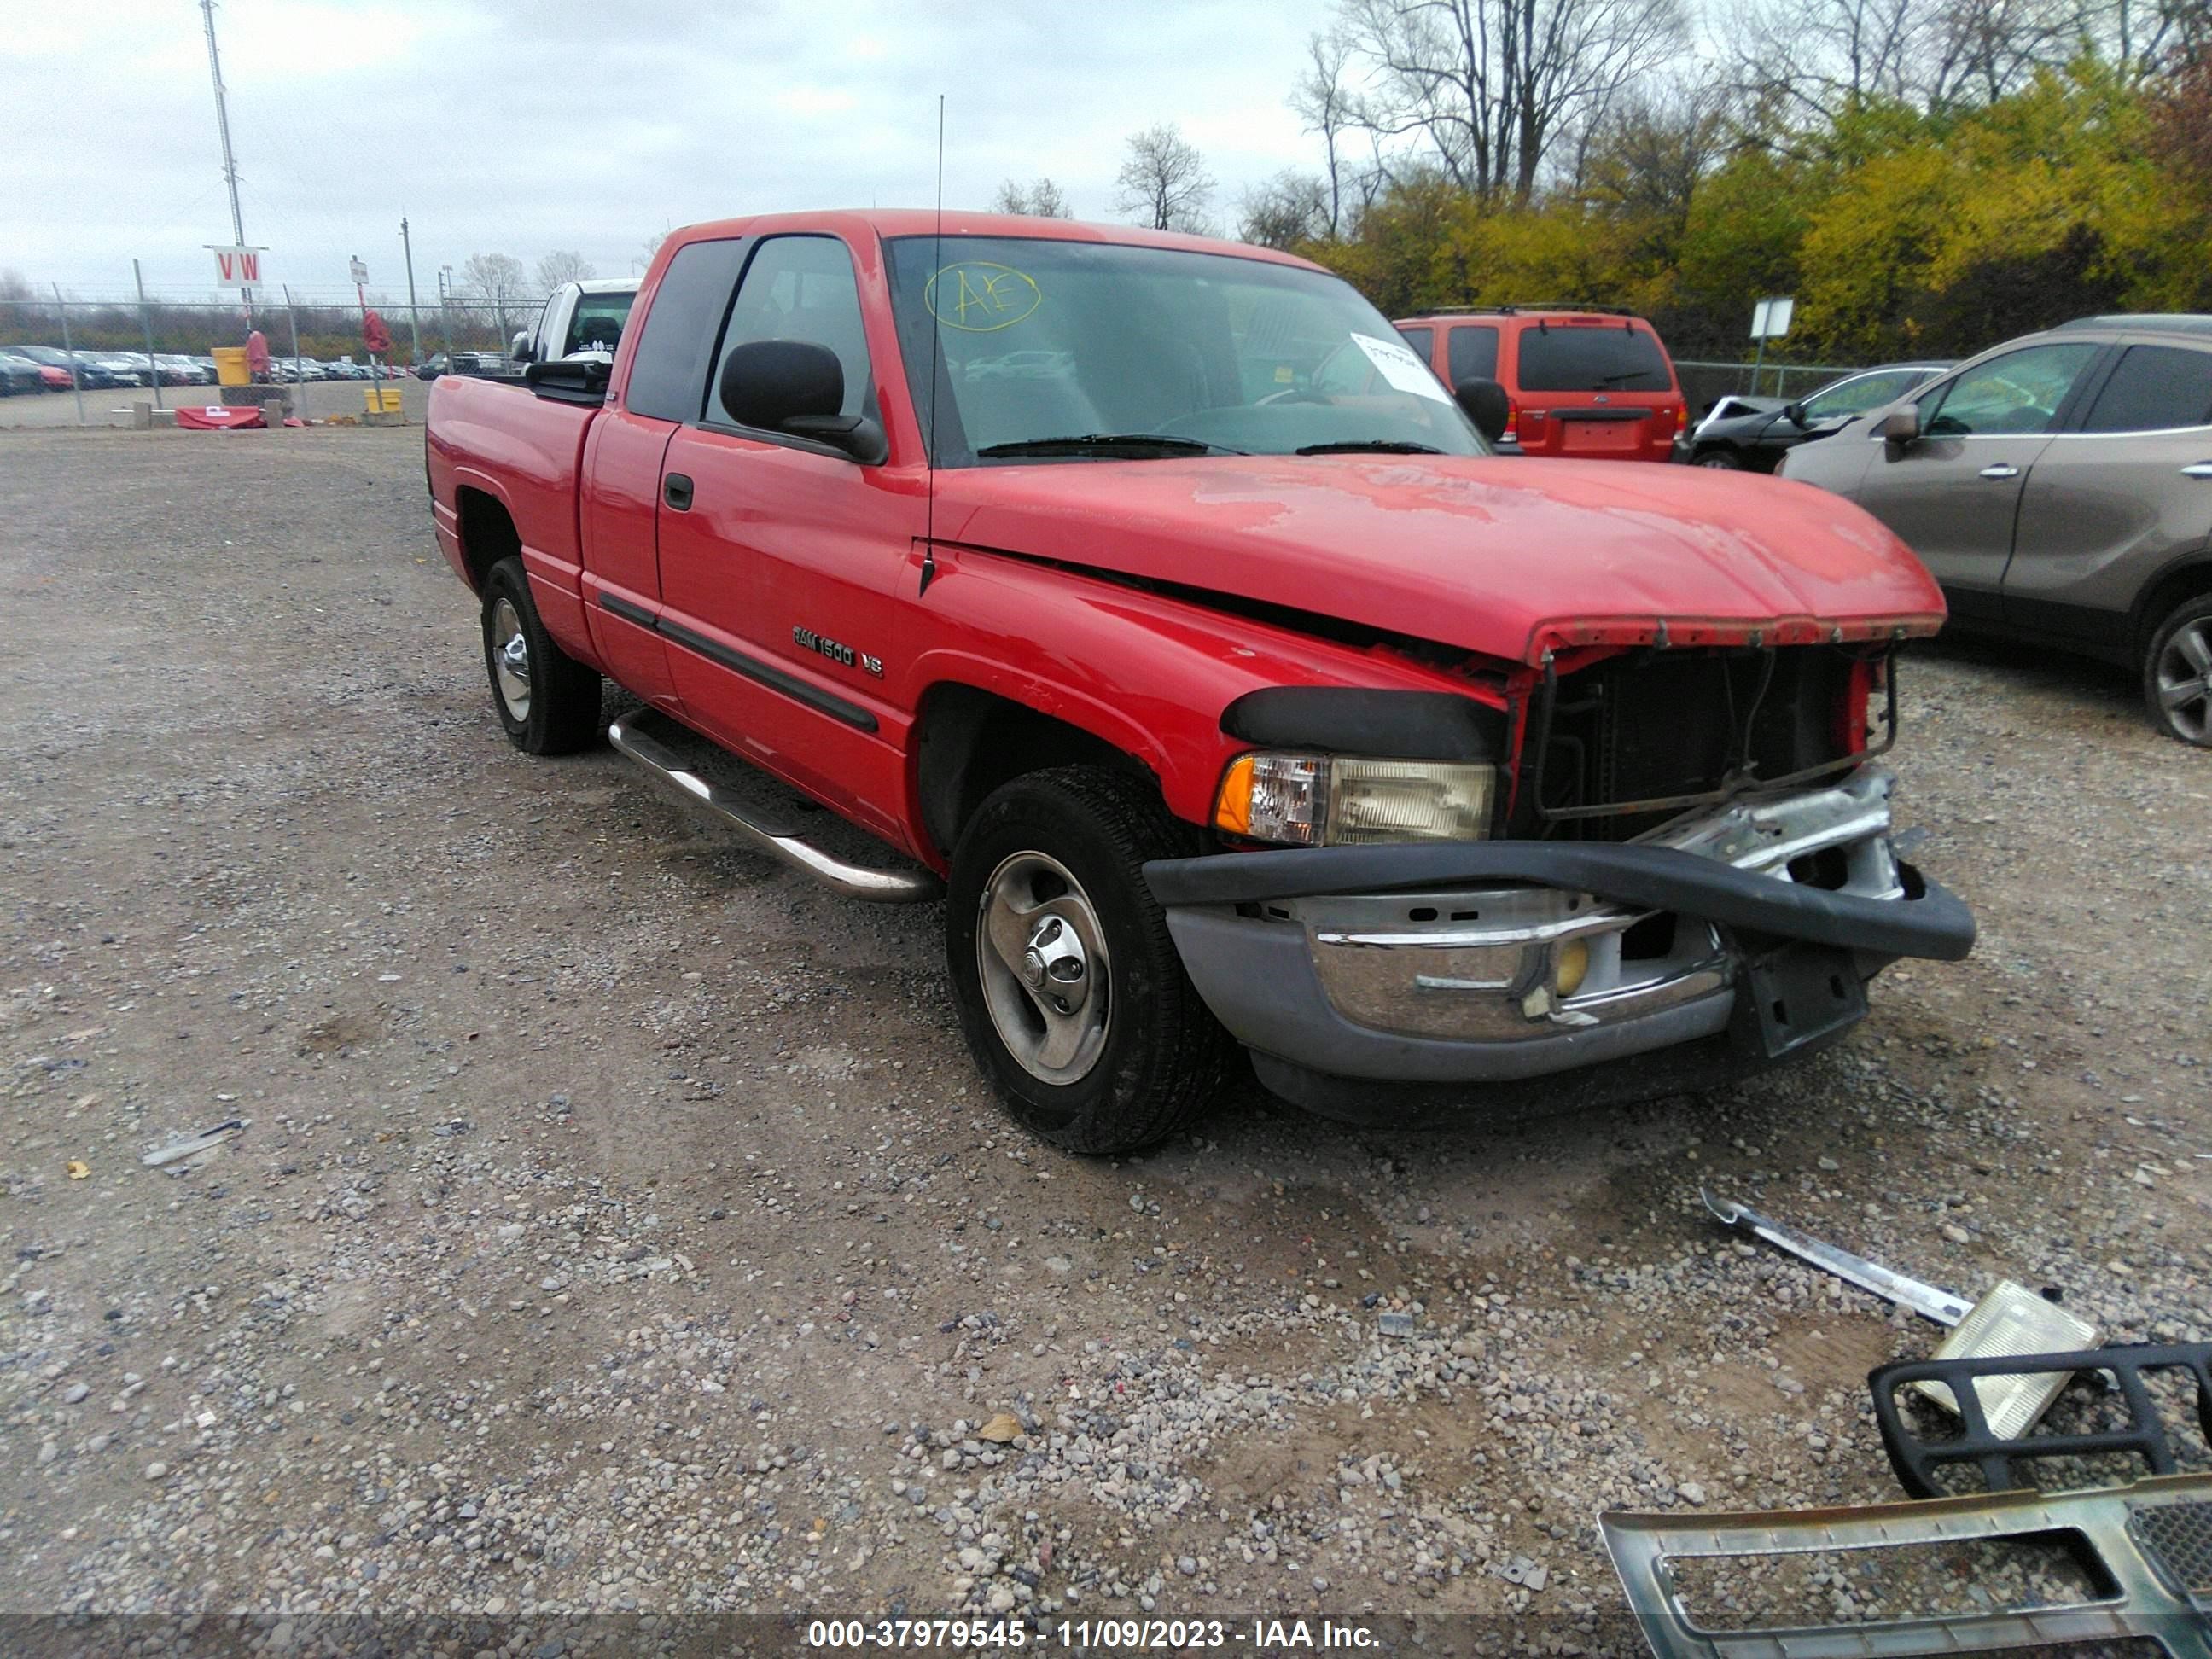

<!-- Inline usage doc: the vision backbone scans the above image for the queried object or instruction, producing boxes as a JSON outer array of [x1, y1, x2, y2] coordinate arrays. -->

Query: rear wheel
[[480, 556, 602, 754], [2144, 592, 2212, 747], [946, 765, 1232, 1155], [1695, 449, 1741, 469]]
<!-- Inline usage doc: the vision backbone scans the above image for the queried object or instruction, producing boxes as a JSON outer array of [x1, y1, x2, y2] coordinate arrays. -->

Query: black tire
[[479, 556, 602, 754], [946, 765, 1233, 1155], [1694, 448, 1741, 469], [2143, 591, 2212, 747]]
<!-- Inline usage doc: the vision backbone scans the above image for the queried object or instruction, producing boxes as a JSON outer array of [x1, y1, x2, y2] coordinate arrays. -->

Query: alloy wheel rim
[[975, 850, 1112, 1085], [491, 597, 532, 721], [2155, 619, 2212, 742]]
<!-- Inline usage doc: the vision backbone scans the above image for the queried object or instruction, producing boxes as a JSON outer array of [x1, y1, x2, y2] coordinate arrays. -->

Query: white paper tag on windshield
[[1351, 332, 1452, 405]]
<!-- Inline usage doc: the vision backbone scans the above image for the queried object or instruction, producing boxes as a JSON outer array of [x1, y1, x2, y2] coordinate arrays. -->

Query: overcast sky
[[6, 0, 1342, 304]]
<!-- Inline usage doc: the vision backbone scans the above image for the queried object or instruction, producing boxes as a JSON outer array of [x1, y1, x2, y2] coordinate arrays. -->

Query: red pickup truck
[[426, 210, 1972, 1154]]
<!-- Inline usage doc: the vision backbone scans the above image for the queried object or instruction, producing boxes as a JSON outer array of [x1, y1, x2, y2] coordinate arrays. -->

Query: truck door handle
[[1977, 463, 2018, 480], [2182, 463, 2212, 479], [663, 473, 694, 511]]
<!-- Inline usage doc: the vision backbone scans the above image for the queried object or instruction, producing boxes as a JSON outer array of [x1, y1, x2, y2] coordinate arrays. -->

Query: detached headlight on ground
[[1213, 754, 1496, 846]]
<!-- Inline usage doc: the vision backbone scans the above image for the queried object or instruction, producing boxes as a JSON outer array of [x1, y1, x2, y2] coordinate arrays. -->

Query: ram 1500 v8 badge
[[426, 211, 1973, 1154]]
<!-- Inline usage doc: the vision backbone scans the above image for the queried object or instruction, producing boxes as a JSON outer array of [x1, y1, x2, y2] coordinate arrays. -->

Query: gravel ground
[[1, 426, 2206, 1654]]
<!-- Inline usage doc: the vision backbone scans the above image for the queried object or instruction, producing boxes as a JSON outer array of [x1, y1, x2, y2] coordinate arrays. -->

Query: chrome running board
[[606, 712, 942, 904]]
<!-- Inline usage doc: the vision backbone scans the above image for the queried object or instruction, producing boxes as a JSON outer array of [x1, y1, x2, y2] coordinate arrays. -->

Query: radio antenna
[[920, 93, 945, 596]]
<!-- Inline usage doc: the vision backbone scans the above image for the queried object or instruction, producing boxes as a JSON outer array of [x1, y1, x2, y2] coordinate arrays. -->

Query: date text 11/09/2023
[[804, 1618, 1379, 1650]]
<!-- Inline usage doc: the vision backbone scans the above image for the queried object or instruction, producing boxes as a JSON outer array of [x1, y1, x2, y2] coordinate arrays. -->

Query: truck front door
[[655, 233, 921, 845]]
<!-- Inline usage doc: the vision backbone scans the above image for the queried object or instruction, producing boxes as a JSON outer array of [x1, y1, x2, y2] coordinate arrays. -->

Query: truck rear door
[[653, 232, 920, 843], [579, 239, 754, 709]]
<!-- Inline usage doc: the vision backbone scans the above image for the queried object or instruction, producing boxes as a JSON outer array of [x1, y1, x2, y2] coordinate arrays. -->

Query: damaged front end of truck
[[1148, 623, 1973, 1120]]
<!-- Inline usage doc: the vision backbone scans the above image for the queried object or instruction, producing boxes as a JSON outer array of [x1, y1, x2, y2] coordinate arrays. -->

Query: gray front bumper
[[1145, 767, 1972, 1090]]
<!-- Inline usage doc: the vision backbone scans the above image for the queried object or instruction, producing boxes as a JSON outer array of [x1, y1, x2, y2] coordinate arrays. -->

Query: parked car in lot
[[91, 353, 152, 387], [1392, 306, 1687, 461], [1691, 362, 1951, 471], [416, 350, 510, 381], [1781, 314, 2212, 746], [0, 351, 49, 394], [426, 210, 1972, 1153], [12, 346, 88, 387]]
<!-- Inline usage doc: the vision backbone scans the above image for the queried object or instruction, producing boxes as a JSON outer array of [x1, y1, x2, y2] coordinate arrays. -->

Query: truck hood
[[933, 454, 1943, 667]]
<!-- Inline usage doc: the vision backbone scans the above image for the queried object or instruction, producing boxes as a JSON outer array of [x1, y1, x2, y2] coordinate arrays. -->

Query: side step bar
[[607, 713, 943, 904]]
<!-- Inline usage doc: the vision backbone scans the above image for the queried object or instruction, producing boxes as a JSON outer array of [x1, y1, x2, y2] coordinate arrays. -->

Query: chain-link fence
[[1676, 358, 1868, 416], [0, 292, 544, 372], [2, 288, 555, 422]]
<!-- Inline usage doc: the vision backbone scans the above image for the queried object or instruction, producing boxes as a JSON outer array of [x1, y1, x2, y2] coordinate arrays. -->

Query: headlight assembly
[[1213, 753, 1496, 846]]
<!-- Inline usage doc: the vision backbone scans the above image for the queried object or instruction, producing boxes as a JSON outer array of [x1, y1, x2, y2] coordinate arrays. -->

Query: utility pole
[[399, 216, 422, 361], [199, 0, 254, 328], [439, 265, 455, 356]]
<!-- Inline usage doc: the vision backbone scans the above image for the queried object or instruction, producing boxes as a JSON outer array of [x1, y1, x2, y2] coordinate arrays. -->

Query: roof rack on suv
[[1406, 303, 1637, 327], [2054, 313, 2212, 336], [1415, 304, 1639, 318]]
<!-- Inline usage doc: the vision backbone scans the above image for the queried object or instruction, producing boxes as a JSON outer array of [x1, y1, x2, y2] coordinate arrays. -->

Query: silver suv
[[1780, 315, 2212, 745]]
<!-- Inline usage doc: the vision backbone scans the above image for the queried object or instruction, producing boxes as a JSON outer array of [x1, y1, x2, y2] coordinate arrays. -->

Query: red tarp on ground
[[174, 405, 265, 431]]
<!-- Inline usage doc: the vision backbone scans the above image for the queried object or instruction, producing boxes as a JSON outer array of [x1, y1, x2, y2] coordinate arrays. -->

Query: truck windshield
[[884, 236, 1487, 463]]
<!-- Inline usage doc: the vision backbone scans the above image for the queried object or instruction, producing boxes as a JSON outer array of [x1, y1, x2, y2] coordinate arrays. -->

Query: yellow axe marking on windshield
[[925, 262, 1042, 332]]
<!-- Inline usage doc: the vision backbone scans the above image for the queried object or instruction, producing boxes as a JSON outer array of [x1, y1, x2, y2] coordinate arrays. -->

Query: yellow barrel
[[212, 346, 250, 387]]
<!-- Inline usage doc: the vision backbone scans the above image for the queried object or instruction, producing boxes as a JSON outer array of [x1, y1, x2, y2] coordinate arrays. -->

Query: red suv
[[1394, 307, 1685, 462]]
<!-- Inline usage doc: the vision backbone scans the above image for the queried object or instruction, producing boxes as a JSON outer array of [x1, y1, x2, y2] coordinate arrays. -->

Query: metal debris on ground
[[1702, 1187, 2097, 1439], [140, 1119, 243, 1167], [1870, 1338, 2212, 1498], [1602, 1473, 2212, 1658], [1377, 1310, 1417, 1338]]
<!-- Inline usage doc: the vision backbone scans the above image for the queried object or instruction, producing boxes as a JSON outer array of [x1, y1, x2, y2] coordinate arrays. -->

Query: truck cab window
[[713, 236, 874, 426], [623, 237, 748, 423]]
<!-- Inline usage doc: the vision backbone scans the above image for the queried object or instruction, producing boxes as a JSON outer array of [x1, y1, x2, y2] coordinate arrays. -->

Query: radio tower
[[200, 0, 254, 325]]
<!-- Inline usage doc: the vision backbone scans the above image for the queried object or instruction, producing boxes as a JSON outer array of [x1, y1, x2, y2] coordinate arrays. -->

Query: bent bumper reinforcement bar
[[1143, 841, 1975, 962]]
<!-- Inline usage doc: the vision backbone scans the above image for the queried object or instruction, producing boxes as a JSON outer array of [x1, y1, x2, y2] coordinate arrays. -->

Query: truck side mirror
[[510, 329, 534, 364], [719, 340, 885, 463], [1452, 376, 1511, 443], [1879, 406, 1919, 447]]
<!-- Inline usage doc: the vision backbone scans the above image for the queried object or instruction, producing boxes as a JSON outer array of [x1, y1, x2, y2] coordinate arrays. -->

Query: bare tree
[[535, 249, 596, 288], [1729, 0, 2116, 122], [460, 252, 527, 300], [1238, 172, 1335, 247], [0, 268, 32, 305], [1291, 31, 1365, 234], [632, 229, 670, 275], [1569, 80, 1732, 222], [992, 178, 1074, 217], [1113, 124, 1218, 232], [1333, 0, 1687, 203]]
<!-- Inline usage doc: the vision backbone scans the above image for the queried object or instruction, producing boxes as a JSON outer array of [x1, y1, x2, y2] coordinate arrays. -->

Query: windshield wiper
[[975, 433, 1244, 457], [1295, 439, 1445, 456]]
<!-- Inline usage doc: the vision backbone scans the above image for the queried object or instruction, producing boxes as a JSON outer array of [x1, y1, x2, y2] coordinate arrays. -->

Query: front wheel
[[1695, 449, 1741, 469], [2144, 592, 2212, 747], [480, 556, 602, 754], [946, 766, 1233, 1155]]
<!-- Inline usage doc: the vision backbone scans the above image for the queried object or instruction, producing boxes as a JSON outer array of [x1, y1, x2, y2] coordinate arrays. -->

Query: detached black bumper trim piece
[[1871, 1340, 2212, 1499], [1144, 842, 1975, 963]]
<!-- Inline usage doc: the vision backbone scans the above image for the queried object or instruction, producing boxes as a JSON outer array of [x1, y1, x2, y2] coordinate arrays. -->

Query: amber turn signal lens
[[1555, 938, 1590, 998], [1213, 754, 1256, 836]]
